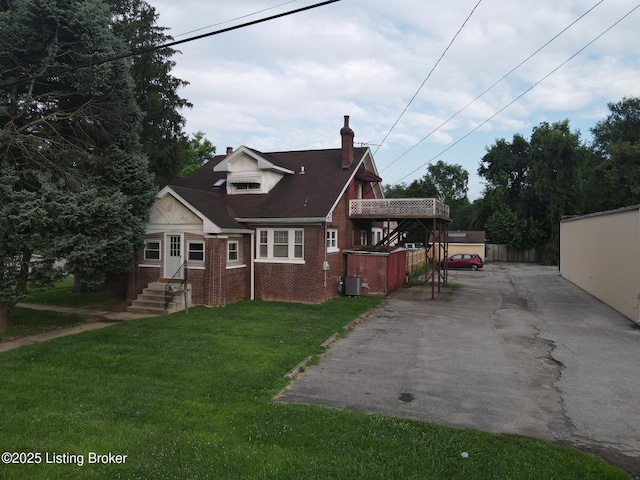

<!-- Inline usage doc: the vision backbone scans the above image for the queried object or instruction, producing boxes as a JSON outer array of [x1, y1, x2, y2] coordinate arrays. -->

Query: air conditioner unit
[[345, 276, 362, 296]]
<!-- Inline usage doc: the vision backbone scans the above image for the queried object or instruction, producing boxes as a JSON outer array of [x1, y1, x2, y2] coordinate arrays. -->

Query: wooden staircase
[[127, 282, 189, 315]]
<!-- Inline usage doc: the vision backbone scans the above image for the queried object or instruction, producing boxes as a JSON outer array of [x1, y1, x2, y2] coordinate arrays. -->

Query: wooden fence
[[406, 248, 427, 274], [485, 244, 537, 262]]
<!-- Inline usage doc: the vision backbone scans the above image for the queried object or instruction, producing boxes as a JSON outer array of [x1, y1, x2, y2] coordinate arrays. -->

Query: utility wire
[[172, 1, 299, 38], [373, 0, 483, 156], [389, 3, 640, 187], [380, 0, 604, 173], [0, 0, 340, 89]]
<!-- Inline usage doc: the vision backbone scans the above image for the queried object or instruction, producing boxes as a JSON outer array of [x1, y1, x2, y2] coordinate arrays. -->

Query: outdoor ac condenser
[[345, 276, 362, 296]]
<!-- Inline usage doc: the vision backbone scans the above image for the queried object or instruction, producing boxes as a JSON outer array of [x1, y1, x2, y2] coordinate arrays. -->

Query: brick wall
[[254, 224, 325, 303], [127, 251, 161, 303], [221, 235, 251, 304]]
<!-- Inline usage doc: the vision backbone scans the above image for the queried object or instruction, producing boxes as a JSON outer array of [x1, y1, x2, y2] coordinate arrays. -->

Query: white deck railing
[[349, 198, 450, 219]]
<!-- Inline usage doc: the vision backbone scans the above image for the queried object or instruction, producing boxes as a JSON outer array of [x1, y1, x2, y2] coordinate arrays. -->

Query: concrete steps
[[127, 282, 190, 315]]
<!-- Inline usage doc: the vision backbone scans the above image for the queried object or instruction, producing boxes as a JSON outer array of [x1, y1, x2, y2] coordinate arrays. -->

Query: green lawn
[[0, 307, 86, 341], [0, 299, 630, 479], [22, 276, 112, 307]]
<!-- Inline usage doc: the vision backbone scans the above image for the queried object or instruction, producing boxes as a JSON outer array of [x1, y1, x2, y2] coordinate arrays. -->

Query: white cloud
[[149, 0, 640, 196]]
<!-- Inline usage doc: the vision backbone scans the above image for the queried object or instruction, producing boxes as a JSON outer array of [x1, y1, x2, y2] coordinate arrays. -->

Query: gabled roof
[[167, 147, 370, 227], [213, 146, 295, 175]]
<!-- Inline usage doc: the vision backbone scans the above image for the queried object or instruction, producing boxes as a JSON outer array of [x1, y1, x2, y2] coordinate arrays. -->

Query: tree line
[[0, 0, 214, 331], [385, 97, 640, 263]]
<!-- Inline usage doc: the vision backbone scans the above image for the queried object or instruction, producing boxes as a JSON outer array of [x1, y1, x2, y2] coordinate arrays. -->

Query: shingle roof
[[167, 147, 369, 226]]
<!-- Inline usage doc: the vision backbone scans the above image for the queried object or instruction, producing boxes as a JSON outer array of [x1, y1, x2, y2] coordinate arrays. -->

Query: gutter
[[235, 217, 325, 225]]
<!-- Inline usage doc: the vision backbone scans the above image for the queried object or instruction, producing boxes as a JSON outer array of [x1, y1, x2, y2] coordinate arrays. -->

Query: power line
[[380, 0, 604, 174], [389, 3, 640, 187], [0, 0, 341, 89], [172, 1, 299, 39], [373, 0, 483, 157]]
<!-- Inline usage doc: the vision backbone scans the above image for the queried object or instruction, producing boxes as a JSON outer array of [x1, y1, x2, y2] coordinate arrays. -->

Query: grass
[[0, 307, 86, 341], [0, 298, 631, 479], [0, 276, 115, 341], [444, 281, 461, 301], [22, 276, 112, 307]]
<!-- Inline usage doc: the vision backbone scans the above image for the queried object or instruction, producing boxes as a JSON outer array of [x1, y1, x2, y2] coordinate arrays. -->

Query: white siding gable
[[148, 194, 203, 235], [213, 146, 294, 195]]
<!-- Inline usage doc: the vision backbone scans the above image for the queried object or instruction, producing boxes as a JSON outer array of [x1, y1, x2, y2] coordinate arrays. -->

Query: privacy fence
[[406, 248, 427, 274], [484, 244, 537, 262]]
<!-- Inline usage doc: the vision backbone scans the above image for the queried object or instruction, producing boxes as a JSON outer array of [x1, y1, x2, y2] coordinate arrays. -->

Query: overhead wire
[[374, 0, 483, 157], [171, 1, 299, 39], [379, 0, 604, 174], [0, 0, 341, 89], [388, 2, 640, 187]]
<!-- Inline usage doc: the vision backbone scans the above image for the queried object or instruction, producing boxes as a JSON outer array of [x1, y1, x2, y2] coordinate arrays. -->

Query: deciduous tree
[[586, 97, 640, 211], [181, 131, 217, 176]]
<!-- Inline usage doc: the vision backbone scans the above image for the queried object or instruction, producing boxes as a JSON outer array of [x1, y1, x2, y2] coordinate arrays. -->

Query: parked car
[[441, 253, 483, 271], [404, 242, 425, 249]]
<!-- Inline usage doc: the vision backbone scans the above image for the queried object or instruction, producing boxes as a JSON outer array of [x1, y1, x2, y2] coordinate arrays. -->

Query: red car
[[441, 254, 483, 271]]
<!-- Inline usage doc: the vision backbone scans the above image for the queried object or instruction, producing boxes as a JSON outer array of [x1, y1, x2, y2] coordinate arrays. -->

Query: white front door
[[165, 234, 184, 279]]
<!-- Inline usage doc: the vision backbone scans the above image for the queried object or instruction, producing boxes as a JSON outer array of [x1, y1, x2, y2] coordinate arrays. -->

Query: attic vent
[[449, 232, 467, 238], [233, 182, 260, 190], [229, 173, 261, 190]]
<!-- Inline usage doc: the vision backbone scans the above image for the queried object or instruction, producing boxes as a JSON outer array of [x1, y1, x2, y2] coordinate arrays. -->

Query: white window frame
[[228, 240, 239, 263], [187, 241, 205, 262], [372, 228, 383, 246], [326, 229, 339, 253], [360, 230, 367, 246], [256, 228, 304, 263], [144, 241, 161, 261]]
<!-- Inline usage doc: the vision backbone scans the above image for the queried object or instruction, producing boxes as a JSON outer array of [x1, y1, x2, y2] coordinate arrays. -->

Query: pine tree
[[0, 0, 156, 331], [109, 0, 193, 180]]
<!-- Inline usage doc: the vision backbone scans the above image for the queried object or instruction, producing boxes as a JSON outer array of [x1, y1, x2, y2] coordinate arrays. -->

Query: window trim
[[228, 240, 239, 263], [256, 228, 305, 263], [326, 229, 339, 253], [144, 241, 161, 261], [187, 241, 205, 262]]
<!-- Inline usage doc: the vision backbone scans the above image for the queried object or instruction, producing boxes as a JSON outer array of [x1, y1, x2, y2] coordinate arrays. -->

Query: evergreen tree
[[109, 0, 193, 180], [0, 0, 155, 331]]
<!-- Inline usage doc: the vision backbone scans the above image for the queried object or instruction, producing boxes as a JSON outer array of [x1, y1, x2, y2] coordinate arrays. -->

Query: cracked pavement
[[276, 263, 640, 475]]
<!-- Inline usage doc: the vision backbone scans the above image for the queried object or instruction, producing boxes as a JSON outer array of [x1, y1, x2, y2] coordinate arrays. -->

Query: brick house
[[127, 116, 395, 308]]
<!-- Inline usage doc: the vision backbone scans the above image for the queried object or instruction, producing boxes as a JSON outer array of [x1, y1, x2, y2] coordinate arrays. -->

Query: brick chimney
[[226, 147, 234, 156], [340, 115, 354, 169]]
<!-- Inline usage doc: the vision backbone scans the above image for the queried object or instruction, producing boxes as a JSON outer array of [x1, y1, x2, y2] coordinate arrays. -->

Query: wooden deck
[[349, 198, 450, 220]]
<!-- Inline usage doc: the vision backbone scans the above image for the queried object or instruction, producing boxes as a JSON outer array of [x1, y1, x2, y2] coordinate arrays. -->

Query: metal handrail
[[165, 260, 187, 309]]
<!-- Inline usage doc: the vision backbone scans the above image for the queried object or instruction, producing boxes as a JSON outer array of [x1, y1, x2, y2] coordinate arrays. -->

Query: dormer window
[[213, 146, 294, 195]]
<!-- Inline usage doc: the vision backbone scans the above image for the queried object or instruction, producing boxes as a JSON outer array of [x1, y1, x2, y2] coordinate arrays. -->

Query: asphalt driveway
[[276, 263, 640, 475]]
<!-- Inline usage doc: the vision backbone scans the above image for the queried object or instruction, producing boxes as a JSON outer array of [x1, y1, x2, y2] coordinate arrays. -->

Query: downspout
[[323, 220, 328, 301], [250, 230, 255, 300]]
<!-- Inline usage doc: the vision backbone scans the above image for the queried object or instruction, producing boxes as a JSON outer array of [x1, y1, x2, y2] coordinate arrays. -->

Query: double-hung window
[[326, 229, 339, 253], [257, 229, 304, 261], [228, 241, 239, 262], [188, 242, 204, 261], [144, 241, 161, 260]]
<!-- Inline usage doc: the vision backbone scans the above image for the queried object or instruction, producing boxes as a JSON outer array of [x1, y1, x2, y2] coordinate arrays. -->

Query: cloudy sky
[[150, 0, 640, 199]]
